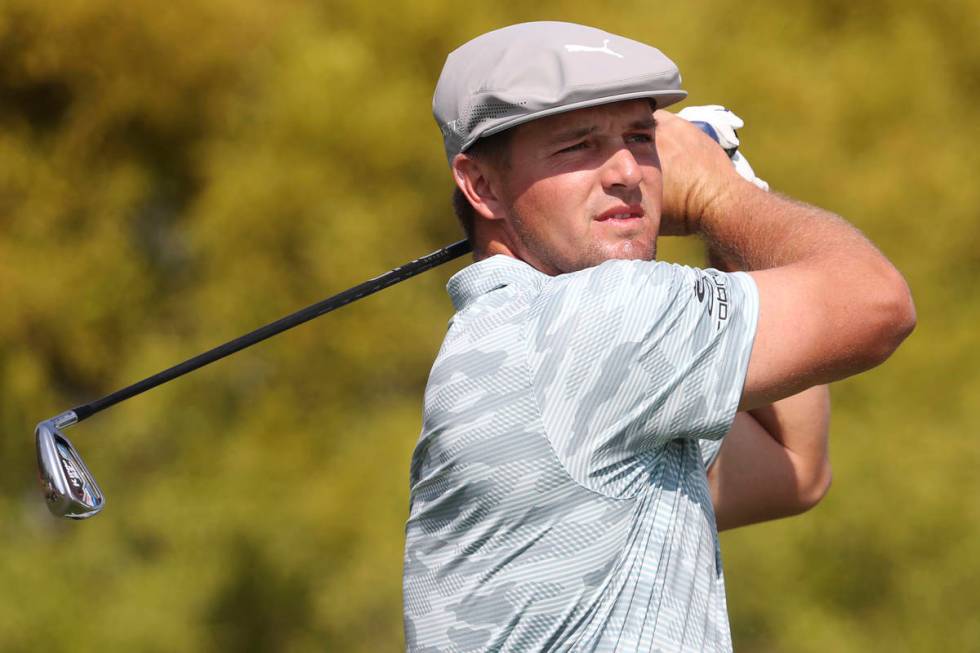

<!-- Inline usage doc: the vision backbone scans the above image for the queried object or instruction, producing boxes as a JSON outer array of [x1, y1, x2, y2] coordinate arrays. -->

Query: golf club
[[36, 120, 730, 519], [36, 239, 472, 518]]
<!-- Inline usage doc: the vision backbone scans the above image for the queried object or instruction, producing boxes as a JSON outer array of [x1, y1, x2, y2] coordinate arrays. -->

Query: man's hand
[[654, 109, 746, 236]]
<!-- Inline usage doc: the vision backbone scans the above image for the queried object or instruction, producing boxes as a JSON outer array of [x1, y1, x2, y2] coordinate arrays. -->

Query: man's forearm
[[710, 386, 831, 531], [698, 184, 884, 273], [700, 180, 914, 408], [748, 385, 832, 505], [701, 182, 914, 369]]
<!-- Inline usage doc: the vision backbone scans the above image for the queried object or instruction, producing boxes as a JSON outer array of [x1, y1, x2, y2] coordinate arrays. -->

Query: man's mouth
[[596, 205, 644, 221]]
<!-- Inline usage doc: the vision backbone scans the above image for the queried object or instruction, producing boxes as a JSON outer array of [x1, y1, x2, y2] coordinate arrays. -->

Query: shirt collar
[[447, 255, 547, 311]]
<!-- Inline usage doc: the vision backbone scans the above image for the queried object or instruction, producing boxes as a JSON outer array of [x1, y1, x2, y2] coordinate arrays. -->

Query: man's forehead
[[517, 100, 656, 142]]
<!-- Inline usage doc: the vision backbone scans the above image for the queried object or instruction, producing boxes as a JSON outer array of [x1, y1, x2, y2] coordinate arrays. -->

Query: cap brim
[[466, 89, 688, 151]]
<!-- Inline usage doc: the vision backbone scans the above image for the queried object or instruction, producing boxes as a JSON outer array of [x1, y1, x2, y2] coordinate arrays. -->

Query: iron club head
[[36, 413, 104, 519]]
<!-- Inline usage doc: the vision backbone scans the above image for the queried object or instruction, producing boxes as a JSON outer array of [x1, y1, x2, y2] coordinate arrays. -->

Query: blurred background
[[1, 0, 977, 651]]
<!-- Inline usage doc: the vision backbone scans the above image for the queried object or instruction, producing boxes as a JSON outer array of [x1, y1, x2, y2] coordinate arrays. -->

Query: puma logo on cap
[[563, 39, 624, 59]]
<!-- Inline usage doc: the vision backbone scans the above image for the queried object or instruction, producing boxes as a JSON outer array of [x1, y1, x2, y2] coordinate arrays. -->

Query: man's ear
[[452, 153, 505, 220]]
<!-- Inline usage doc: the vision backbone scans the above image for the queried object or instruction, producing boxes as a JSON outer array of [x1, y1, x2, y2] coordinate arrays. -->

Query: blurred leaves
[[1, 0, 978, 651]]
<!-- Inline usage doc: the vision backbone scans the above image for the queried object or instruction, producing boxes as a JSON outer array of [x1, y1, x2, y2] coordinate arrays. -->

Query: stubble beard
[[508, 205, 657, 275]]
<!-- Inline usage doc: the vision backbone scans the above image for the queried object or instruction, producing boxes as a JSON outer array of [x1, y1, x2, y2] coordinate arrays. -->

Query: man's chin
[[596, 238, 657, 264], [539, 239, 658, 274]]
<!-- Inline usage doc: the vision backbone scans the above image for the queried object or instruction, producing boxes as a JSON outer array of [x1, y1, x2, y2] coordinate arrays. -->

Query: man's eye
[[556, 141, 587, 154], [627, 133, 654, 144]]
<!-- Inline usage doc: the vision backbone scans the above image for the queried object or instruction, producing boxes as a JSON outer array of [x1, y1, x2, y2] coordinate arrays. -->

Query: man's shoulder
[[545, 258, 688, 303]]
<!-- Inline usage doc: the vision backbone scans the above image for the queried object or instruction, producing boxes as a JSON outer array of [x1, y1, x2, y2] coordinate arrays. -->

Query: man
[[403, 21, 914, 652]]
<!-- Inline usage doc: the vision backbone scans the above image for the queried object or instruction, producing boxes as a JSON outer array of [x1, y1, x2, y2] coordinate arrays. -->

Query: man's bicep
[[739, 267, 824, 410], [743, 253, 919, 412], [742, 265, 891, 411]]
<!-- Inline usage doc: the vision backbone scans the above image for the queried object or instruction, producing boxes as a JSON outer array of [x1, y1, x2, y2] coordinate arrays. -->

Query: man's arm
[[702, 246, 833, 531], [655, 110, 916, 410], [709, 386, 831, 531]]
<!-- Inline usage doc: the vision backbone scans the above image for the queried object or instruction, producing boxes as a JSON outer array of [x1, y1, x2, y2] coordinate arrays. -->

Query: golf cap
[[434, 21, 687, 164]]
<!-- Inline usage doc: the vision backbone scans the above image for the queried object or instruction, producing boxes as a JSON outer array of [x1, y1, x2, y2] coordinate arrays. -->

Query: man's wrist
[[692, 175, 758, 238], [659, 176, 742, 237]]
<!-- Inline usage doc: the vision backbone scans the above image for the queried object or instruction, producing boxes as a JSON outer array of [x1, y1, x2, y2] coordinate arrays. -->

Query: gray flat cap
[[433, 21, 687, 164]]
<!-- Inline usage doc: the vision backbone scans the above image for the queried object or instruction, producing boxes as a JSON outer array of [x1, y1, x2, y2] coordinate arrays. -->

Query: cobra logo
[[59, 453, 85, 498], [694, 271, 730, 330]]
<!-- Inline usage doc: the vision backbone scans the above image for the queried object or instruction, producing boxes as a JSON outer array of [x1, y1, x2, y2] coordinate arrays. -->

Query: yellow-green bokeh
[[1, 1, 977, 650]]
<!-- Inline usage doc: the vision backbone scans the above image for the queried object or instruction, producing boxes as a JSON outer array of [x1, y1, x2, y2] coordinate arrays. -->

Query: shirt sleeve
[[527, 259, 758, 496], [699, 437, 725, 471]]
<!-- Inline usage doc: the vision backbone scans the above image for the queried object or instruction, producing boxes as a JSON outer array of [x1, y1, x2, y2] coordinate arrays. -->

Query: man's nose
[[600, 146, 643, 190]]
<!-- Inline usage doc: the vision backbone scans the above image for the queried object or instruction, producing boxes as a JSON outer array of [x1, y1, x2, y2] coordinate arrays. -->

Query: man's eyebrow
[[548, 125, 597, 144], [548, 117, 658, 144]]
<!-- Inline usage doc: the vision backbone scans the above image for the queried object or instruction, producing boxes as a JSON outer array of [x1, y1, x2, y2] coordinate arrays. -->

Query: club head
[[36, 415, 105, 519]]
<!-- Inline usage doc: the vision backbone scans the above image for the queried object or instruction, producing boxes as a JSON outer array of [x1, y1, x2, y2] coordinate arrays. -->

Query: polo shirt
[[404, 255, 759, 652]]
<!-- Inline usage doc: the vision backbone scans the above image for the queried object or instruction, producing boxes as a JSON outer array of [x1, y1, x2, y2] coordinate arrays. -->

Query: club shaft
[[70, 239, 473, 422], [65, 120, 725, 423]]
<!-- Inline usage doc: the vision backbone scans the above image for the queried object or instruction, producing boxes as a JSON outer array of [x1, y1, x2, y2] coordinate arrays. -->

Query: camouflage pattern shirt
[[404, 255, 759, 652]]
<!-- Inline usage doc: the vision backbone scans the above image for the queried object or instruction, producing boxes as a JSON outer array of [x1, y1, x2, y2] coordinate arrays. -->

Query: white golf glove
[[677, 104, 770, 191]]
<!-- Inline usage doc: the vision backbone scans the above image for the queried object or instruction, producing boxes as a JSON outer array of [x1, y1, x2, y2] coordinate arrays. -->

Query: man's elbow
[[881, 267, 917, 348], [796, 463, 832, 512], [859, 267, 917, 367]]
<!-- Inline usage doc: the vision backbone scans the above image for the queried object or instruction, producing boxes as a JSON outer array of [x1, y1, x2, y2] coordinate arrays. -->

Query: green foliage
[[1, 1, 977, 650]]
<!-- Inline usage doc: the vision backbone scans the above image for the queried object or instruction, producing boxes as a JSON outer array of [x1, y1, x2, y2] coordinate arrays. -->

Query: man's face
[[491, 99, 662, 275]]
